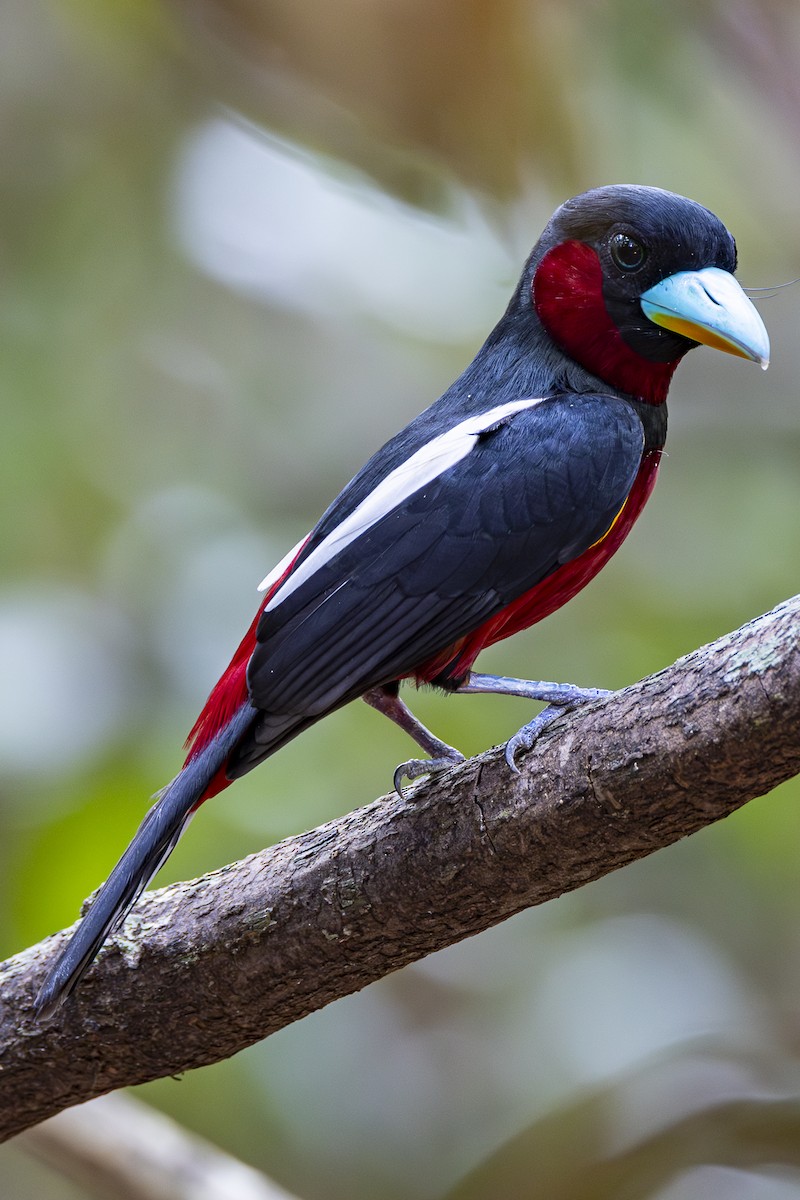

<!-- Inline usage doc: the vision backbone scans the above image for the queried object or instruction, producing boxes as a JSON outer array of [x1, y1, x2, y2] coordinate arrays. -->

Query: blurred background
[[3, 1, 800, 1197]]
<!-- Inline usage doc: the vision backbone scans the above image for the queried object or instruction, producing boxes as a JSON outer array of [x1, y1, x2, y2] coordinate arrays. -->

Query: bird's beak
[[640, 266, 770, 369]]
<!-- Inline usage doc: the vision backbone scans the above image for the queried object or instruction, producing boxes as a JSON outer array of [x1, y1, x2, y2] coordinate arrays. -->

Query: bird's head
[[529, 185, 769, 404]]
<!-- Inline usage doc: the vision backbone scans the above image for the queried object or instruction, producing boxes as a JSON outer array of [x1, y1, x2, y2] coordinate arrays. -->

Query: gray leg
[[455, 673, 611, 771], [363, 686, 465, 796]]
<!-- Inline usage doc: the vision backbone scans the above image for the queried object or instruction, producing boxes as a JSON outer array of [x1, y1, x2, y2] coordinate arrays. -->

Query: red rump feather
[[183, 537, 310, 787], [184, 605, 261, 762]]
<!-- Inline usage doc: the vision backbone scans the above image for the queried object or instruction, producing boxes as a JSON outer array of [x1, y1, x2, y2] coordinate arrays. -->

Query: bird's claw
[[504, 705, 563, 771], [393, 751, 466, 799], [504, 689, 613, 771]]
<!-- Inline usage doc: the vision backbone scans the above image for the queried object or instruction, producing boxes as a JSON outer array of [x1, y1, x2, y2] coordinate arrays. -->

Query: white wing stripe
[[262, 396, 545, 613], [257, 535, 309, 594]]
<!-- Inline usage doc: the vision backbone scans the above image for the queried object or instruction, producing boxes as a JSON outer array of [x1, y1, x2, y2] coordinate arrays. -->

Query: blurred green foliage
[[3, 1, 800, 1198]]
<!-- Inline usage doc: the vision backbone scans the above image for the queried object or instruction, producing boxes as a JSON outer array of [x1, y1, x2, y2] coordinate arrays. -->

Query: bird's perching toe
[[393, 749, 466, 799], [504, 704, 567, 771], [503, 687, 614, 770]]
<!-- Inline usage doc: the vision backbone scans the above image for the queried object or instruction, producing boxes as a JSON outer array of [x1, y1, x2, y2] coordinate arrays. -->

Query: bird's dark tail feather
[[34, 703, 256, 1020]]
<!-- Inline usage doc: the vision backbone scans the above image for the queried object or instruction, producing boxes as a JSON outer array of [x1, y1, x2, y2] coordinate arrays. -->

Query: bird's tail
[[34, 703, 256, 1020]]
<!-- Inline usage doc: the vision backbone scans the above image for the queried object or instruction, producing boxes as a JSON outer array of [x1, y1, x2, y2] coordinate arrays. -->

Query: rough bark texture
[[2, 595, 800, 1141]]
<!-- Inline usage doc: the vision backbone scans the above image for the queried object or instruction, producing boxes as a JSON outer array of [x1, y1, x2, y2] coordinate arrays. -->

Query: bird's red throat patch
[[533, 240, 677, 405]]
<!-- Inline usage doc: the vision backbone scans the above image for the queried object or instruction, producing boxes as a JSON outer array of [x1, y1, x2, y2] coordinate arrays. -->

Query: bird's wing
[[239, 392, 644, 764]]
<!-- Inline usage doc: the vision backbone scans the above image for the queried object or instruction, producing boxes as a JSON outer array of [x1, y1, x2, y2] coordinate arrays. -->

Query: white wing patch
[[257, 535, 309, 594], [260, 396, 545, 614]]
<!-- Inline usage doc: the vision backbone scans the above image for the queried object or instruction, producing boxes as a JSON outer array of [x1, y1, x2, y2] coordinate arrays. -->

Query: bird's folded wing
[[242, 392, 644, 751]]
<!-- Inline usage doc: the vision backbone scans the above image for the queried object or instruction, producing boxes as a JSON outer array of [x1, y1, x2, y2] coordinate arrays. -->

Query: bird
[[34, 184, 770, 1018]]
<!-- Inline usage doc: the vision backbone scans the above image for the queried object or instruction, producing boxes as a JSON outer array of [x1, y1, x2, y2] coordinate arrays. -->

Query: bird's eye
[[610, 233, 647, 272]]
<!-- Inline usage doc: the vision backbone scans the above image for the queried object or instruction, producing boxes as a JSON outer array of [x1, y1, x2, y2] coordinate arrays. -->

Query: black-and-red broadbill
[[35, 185, 770, 1017]]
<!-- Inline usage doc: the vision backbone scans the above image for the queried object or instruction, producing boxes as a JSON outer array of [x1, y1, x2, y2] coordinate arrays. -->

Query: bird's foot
[[393, 749, 466, 799], [363, 686, 467, 798], [504, 705, 565, 771], [504, 687, 612, 772]]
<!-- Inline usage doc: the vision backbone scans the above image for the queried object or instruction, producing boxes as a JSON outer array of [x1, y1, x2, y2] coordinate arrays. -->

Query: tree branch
[[2, 595, 800, 1141], [18, 1093, 303, 1200]]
